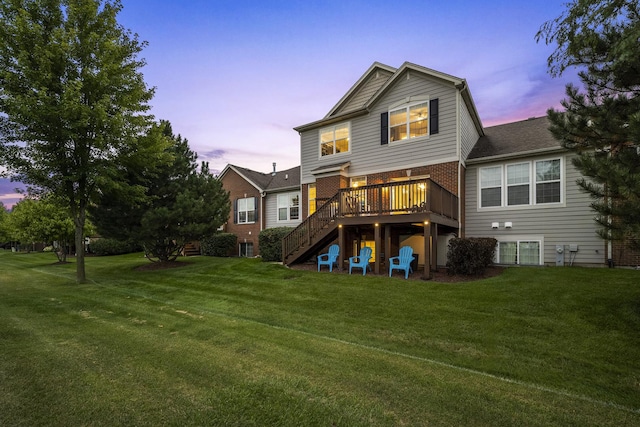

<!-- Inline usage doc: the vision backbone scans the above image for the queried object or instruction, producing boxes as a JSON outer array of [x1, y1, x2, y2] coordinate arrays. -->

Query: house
[[218, 163, 301, 256], [282, 61, 635, 275]]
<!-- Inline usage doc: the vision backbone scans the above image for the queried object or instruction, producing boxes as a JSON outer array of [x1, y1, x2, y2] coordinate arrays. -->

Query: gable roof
[[467, 116, 563, 163], [218, 164, 300, 192], [295, 61, 484, 136]]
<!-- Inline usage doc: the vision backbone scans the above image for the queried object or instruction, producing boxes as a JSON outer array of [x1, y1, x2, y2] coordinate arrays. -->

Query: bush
[[201, 233, 237, 257], [446, 237, 497, 275], [91, 238, 141, 256], [259, 227, 293, 262]]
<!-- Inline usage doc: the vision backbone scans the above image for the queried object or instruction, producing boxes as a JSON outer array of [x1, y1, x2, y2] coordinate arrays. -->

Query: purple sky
[[1, 0, 579, 209]]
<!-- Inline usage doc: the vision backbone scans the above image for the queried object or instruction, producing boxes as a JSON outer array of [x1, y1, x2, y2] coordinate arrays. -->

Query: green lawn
[[1, 251, 639, 426]]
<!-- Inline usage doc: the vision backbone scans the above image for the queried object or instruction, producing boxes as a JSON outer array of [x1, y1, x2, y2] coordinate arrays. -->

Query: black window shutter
[[233, 198, 238, 224], [380, 112, 388, 145], [430, 99, 439, 135]]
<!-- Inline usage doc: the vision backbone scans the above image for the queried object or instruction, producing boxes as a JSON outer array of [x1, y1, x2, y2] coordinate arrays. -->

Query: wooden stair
[[182, 241, 201, 256]]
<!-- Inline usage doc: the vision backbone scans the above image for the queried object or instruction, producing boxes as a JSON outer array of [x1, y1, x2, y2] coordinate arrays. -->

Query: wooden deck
[[282, 179, 459, 276]]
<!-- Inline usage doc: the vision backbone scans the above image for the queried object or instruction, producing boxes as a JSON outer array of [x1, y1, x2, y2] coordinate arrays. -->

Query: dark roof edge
[[466, 146, 567, 165]]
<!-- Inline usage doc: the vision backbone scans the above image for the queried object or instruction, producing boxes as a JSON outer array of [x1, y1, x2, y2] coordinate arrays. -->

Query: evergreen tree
[[90, 121, 230, 262], [536, 0, 640, 250], [0, 0, 158, 282]]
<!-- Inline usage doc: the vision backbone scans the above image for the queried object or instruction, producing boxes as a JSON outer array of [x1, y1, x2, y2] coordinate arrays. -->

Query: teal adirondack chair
[[389, 246, 415, 279], [317, 244, 339, 272], [349, 246, 372, 276]]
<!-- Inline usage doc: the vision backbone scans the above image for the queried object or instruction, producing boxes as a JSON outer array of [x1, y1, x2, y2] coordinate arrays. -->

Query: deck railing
[[282, 178, 458, 262]]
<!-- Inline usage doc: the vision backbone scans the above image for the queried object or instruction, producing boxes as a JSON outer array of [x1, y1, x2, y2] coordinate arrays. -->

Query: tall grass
[[1, 251, 639, 426]]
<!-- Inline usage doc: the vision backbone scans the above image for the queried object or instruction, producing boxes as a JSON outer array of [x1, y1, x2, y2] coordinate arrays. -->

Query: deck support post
[[338, 224, 345, 271], [374, 223, 381, 274], [423, 220, 432, 279]]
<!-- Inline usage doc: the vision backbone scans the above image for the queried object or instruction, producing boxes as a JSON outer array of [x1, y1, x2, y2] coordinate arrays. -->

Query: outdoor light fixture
[[491, 222, 499, 229], [505, 222, 513, 228]]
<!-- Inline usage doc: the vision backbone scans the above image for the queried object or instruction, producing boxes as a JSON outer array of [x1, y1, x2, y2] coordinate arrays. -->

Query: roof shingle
[[468, 116, 561, 161]]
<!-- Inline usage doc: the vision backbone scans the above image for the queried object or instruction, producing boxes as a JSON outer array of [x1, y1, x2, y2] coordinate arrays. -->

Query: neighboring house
[[282, 61, 635, 275], [218, 163, 301, 257]]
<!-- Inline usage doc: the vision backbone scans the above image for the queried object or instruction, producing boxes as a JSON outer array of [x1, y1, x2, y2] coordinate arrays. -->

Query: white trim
[[493, 235, 545, 266], [318, 122, 351, 159], [276, 191, 301, 222], [237, 197, 256, 224], [388, 99, 430, 144], [477, 156, 565, 210]]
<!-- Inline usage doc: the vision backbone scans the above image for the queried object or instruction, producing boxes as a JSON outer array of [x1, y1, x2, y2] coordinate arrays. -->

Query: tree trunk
[[74, 206, 87, 284]]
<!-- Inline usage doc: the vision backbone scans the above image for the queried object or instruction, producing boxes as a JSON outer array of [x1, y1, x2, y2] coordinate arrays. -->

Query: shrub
[[201, 233, 237, 257], [446, 237, 497, 275], [91, 238, 141, 256], [259, 227, 293, 262]]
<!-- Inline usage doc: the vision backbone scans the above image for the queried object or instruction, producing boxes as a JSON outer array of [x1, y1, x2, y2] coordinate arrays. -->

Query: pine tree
[[90, 121, 231, 262], [537, 0, 640, 251]]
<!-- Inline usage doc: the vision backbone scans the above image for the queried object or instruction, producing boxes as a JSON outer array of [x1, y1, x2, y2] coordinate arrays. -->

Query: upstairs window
[[535, 159, 561, 204], [480, 166, 502, 208], [320, 123, 349, 157], [507, 163, 530, 206], [236, 197, 256, 224], [278, 193, 300, 221], [479, 158, 563, 209], [390, 101, 429, 142], [381, 99, 438, 145]]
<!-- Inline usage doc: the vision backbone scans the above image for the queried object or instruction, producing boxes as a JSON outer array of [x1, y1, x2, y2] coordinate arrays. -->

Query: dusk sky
[[1, 0, 580, 208]]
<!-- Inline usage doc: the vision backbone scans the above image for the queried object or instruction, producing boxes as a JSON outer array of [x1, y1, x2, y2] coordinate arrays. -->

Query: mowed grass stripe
[[2, 251, 639, 426], [55, 271, 640, 417]]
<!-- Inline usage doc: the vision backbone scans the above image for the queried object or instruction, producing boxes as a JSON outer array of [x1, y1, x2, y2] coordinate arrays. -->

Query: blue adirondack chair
[[389, 246, 415, 279], [317, 244, 339, 272], [349, 246, 372, 276]]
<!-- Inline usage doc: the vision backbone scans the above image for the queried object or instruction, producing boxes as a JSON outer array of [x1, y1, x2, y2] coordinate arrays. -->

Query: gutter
[[294, 108, 369, 133], [465, 146, 566, 165]]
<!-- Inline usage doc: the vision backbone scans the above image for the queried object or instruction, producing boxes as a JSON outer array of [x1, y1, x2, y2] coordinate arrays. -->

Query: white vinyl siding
[[459, 98, 480, 161], [265, 191, 302, 228], [465, 154, 605, 266], [300, 72, 459, 184]]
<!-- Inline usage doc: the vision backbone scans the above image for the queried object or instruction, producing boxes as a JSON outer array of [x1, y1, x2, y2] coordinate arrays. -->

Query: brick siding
[[220, 168, 261, 255]]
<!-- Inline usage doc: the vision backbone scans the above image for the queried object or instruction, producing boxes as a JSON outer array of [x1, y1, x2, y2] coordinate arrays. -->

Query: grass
[[1, 251, 639, 426]]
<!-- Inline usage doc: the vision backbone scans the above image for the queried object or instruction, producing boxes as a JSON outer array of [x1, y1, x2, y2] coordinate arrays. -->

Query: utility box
[[555, 245, 565, 266], [569, 244, 578, 252]]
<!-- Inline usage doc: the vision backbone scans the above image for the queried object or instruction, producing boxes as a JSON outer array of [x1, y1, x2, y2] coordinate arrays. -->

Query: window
[[320, 123, 349, 157], [239, 242, 253, 257], [277, 193, 300, 221], [479, 158, 563, 208], [480, 166, 502, 207], [498, 240, 541, 265], [507, 163, 530, 206], [308, 184, 316, 216], [389, 101, 429, 142], [535, 159, 561, 204], [237, 197, 256, 224]]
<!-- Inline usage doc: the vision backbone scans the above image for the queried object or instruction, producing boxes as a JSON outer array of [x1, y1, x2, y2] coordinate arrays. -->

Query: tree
[[536, 0, 640, 250], [0, 201, 10, 243], [0, 0, 158, 282], [6, 196, 80, 261], [90, 121, 231, 263]]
